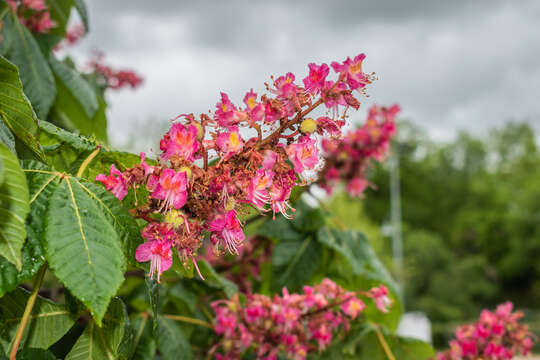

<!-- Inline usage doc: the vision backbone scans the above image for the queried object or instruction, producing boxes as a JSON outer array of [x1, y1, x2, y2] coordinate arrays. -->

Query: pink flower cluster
[[437, 302, 534, 360], [318, 104, 399, 197], [210, 279, 392, 360], [87, 52, 144, 90], [96, 54, 376, 281], [6, 0, 55, 33], [53, 24, 86, 51]]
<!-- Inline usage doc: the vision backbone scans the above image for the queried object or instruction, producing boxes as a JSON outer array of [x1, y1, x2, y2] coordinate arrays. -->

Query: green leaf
[[257, 213, 302, 242], [0, 288, 77, 350], [145, 278, 159, 331], [356, 331, 435, 360], [155, 315, 193, 360], [271, 235, 322, 292], [197, 260, 238, 298], [48, 57, 108, 142], [7, 15, 56, 120], [316, 227, 403, 331], [317, 228, 399, 295], [44, 177, 126, 325], [76, 181, 142, 266], [0, 231, 44, 299], [73, 0, 89, 32], [90, 94, 108, 143], [38, 120, 97, 152], [0, 143, 29, 270], [49, 57, 99, 119], [16, 348, 56, 360], [45, 0, 73, 36], [66, 297, 131, 360], [0, 55, 45, 160], [0, 118, 15, 155], [0, 161, 56, 297], [130, 316, 156, 360], [0, 8, 14, 57]]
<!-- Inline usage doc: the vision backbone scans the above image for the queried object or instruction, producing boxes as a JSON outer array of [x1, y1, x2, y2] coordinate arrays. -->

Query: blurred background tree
[[328, 119, 540, 347]]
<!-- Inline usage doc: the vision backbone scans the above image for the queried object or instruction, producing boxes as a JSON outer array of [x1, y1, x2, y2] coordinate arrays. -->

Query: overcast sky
[[70, 0, 540, 150]]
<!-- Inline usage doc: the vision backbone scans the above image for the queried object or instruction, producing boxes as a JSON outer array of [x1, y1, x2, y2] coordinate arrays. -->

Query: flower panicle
[[95, 54, 396, 281], [436, 301, 535, 360], [211, 279, 391, 359]]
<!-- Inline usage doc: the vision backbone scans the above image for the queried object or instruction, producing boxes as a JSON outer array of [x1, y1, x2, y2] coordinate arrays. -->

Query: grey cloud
[[68, 0, 540, 151]]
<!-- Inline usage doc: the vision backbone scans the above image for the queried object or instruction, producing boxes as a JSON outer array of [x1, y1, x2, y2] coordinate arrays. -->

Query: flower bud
[[164, 209, 184, 228], [193, 122, 204, 140], [300, 118, 317, 134], [225, 197, 236, 211], [179, 166, 192, 179]]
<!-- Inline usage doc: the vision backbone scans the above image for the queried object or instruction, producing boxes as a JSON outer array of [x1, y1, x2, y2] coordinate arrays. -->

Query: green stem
[[9, 265, 47, 360], [163, 314, 213, 329], [0, 7, 9, 22], [372, 324, 395, 360], [77, 146, 101, 177]]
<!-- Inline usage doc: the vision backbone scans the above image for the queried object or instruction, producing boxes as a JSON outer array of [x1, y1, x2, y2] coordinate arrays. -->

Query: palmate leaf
[[0, 288, 77, 351], [0, 143, 29, 270], [0, 55, 45, 160], [44, 176, 126, 325], [66, 297, 131, 360], [6, 15, 56, 120]]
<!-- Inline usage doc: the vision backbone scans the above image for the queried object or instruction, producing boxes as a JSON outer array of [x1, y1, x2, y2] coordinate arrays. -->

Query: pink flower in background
[[215, 309, 237, 337], [95, 164, 128, 200], [303, 63, 329, 94], [286, 136, 319, 174], [367, 285, 392, 313], [211, 278, 386, 359], [438, 301, 534, 360], [161, 123, 200, 161], [311, 325, 332, 350], [460, 341, 478, 356], [341, 296, 366, 319], [22, 0, 45, 11], [209, 210, 245, 254], [216, 126, 244, 161], [346, 177, 368, 197], [151, 169, 188, 210]]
